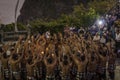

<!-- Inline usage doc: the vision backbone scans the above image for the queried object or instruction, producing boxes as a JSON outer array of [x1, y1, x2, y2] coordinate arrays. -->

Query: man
[[96, 45, 108, 80], [70, 46, 88, 80], [100, 35, 106, 44], [26, 53, 39, 80], [108, 49, 116, 80], [37, 53, 45, 80], [9, 52, 24, 80], [35, 42, 46, 80], [86, 50, 98, 80], [44, 43, 57, 80], [115, 30, 120, 57], [59, 43, 72, 80], [0, 52, 10, 80], [93, 33, 100, 42]]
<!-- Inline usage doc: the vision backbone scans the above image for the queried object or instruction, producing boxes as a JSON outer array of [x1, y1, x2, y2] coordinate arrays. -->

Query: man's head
[[3, 52, 8, 58], [47, 57, 53, 64], [12, 53, 18, 60], [80, 54, 85, 61], [27, 58, 33, 64], [63, 55, 68, 60], [0, 47, 3, 53]]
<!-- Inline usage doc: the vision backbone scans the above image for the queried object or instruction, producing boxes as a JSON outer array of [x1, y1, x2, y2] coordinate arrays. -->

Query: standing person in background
[[100, 35, 107, 44], [115, 30, 120, 57], [93, 33, 100, 42]]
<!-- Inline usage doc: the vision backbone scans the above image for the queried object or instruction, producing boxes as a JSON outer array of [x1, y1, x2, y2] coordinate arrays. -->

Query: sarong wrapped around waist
[[34, 69, 37, 76], [27, 76, 35, 80], [61, 75, 70, 80], [21, 68, 27, 72], [3, 68, 9, 78], [38, 66, 43, 77], [46, 75, 55, 80], [86, 71, 96, 79], [76, 72, 85, 80], [97, 65, 106, 74], [108, 64, 115, 72], [71, 67, 77, 75], [12, 71, 21, 79]]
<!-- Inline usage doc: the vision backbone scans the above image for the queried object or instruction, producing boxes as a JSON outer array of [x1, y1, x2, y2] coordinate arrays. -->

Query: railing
[[0, 31, 29, 43]]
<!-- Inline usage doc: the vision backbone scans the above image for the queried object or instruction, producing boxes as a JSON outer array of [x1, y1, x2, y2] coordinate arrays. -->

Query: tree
[[72, 4, 99, 27], [88, 0, 116, 15]]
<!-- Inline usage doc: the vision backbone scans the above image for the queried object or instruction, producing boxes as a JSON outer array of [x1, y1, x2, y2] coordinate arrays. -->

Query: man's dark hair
[[63, 60, 68, 65], [12, 53, 18, 60], [3, 52, 8, 58], [81, 55, 85, 61], [63, 55, 68, 60], [0, 47, 3, 53], [27, 58, 33, 64], [47, 58, 53, 64]]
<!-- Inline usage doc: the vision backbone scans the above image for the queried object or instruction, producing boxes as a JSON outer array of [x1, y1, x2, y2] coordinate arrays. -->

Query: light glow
[[98, 20, 103, 25]]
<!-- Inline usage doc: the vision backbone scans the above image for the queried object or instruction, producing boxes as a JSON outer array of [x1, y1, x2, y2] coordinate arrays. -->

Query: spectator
[[115, 30, 120, 41], [93, 33, 100, 42], [100, 35, 106, 44]]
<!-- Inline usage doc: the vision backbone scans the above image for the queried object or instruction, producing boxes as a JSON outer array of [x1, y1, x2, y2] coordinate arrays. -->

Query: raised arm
[[30, 54, 40, 67]]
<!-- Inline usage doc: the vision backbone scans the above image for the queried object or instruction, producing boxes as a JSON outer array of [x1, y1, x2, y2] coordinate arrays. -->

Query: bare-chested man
[[44, 42, 57, 80], [96, 44, 108, 80], [70, 46, 88, 80], [59, 42, 72, 80], [108, 48, 116, 80], [9, 52, 23, 80], [0, 52, 10, 80], [26, 53, 39, 80], [86, 49, 98, 80], [36, 38, 46, 80]]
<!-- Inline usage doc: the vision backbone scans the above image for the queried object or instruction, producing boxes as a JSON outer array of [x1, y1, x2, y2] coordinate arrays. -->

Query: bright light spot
[[98, 20, 103, 25]]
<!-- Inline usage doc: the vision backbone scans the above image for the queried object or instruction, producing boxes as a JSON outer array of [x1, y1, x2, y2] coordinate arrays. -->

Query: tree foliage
[[88, 0, 116, 15], [72, 4, 99, 27], [2, 23, 26, 32], [3, 0, 116, 33]]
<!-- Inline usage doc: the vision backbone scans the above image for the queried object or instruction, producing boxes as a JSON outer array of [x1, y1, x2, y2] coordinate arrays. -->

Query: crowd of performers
[[0, 32, 117, 80]]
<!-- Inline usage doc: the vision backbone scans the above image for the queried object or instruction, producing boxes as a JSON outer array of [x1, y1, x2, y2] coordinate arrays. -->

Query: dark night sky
[[0, 0, 25, 24]]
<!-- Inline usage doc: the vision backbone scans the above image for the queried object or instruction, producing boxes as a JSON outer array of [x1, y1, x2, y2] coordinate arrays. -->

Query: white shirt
[[93, 35, 100, 41], [45, 31, 50, 39], [116, 33, 120, 41], [100, 37, 106, 44], [6, 50, 11, 56]]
